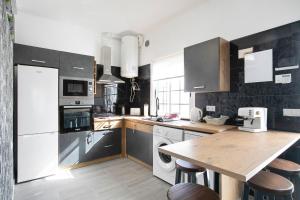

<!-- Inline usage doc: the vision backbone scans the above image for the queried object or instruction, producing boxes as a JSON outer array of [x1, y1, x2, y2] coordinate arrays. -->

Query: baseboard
[[59, 154, 122, 170], [127, 155, 153, 170]]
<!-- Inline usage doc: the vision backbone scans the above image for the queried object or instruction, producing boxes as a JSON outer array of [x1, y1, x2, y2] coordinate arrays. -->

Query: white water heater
[[121, 35, 139, 78]]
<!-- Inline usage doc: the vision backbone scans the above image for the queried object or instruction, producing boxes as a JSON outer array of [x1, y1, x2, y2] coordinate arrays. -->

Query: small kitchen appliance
[[238, 107, 267, 132], [190, 107, 203, 123], [60, 105, 92, 133], [130, 108, 141, 116], [59, 76, 94, 105]]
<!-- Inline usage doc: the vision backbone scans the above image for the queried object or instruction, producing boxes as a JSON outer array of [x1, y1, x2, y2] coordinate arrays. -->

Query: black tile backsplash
[[94, 64, 151, 115], [195, 20, 300, 133]]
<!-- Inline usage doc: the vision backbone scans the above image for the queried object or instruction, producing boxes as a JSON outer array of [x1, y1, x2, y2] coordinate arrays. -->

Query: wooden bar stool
[[167, 183, 220, 200], [267, 158, 300, 199], [175, 159, 209, 187], [243, 171, 294, 200]]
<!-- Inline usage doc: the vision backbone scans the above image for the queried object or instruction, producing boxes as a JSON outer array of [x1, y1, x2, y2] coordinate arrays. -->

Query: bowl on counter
[[203, 115, 229, 125]]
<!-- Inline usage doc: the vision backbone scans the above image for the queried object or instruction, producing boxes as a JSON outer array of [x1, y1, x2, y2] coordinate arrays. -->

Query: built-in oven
[[59, 76, 94, 105], [60, 105, 93, 133]]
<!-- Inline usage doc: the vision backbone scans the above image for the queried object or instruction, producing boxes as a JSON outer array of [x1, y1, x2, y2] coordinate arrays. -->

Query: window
[[151, 53, 190, 119]]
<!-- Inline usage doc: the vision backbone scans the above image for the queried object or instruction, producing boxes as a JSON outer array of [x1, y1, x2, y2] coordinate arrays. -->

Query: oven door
[[60, 106, 92, 133], [63, 79, 88, 96]]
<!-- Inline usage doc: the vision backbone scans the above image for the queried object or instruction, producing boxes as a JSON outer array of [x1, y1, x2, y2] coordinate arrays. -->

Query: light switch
[[283, 109, 300, 117], [275, 74, 291, 84], [206, 106, 216, 112], [238, 47, 254, 59]]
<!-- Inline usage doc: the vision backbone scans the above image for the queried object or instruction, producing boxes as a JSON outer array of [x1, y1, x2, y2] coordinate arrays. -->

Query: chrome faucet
[[155, 97, 159, 117]]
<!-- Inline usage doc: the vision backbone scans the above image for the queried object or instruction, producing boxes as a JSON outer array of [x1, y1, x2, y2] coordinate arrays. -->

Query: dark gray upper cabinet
[[138, 64, 151, 80], [184, 37, 230, 93], [59, 52, 94, 78], [14, 43, 60, 68], [126, 128, 153, 166]]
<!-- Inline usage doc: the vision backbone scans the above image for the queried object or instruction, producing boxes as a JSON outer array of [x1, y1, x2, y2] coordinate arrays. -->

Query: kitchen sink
[[143, 117, 178, 122]]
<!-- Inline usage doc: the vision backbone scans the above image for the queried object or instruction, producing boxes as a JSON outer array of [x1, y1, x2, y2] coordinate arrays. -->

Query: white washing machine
[[153, 125, 183, 185], [184, 130, 215, 190]]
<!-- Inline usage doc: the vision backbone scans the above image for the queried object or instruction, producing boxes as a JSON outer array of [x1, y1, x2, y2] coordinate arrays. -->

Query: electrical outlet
[[206, 105, 216, 112], [283, 109, 300, 117]]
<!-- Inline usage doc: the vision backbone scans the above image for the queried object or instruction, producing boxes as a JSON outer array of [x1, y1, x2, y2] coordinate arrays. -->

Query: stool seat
[[175, 159, 206, 173], [268, 158, 300, 175], [167, 183, 220, 200], [248, 171, 294, 196]]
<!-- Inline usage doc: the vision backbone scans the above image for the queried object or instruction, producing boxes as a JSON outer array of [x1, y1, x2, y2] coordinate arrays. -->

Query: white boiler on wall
[[121, 35, 139, 78]]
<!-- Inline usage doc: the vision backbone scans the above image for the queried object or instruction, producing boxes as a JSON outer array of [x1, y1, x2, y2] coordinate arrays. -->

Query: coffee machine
[[238, 107, 268, 132]]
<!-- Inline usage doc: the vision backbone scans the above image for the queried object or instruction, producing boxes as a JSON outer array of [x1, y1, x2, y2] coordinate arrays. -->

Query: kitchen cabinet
[[184, 37, 230, 92], [83, 129, 122, 162], [138, 64, 151, 80], [59, 52, 94, 78], [126, 128, 153, 166], [59, 129, 121, 167], [14, 43, 60, 68]]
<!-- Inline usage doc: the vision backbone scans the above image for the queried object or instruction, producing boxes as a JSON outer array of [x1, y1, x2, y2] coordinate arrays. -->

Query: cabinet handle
[[72, 66, 85, 70], [104, 144, 113, 148], [86, 134, 92, 144], [194, 85, 205, 89], [103, 132, 113, 136], [32, 59, 46, 64], [103, 125, 112, 129]]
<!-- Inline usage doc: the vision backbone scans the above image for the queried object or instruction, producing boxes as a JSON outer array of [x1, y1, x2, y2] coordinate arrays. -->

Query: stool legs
[[242, 184, 294, 200], [175, 169, 182, 184], [191, 173, 197, 184], [187, 173, 197, 184], [243, 184, 250, 200], [175, 169, 209, 186], [204, 171, 209, 187], [253, 191, 263, 200]]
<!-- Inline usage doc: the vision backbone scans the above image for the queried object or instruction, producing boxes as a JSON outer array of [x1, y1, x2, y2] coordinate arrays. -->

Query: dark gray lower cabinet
[[82, 129, 122, 162], [126, 128, 153, 166], [59, 129, 121, 166]]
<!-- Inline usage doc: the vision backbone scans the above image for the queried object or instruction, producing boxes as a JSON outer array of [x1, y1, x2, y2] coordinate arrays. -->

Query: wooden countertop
[[93, 116, 236, 134], [159, 129, 300, 182]]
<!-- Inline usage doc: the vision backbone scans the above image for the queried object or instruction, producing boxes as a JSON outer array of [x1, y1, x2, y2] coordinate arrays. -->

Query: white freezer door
[[17, 132, 58, 183], [18, 65, 58, 135]]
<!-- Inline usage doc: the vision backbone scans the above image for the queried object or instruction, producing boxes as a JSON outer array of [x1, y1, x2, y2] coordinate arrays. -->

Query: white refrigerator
[[17, 65, 58, 183]]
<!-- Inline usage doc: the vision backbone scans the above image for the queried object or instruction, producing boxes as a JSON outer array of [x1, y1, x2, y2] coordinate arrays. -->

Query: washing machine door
[[154, 137, 176, 172]]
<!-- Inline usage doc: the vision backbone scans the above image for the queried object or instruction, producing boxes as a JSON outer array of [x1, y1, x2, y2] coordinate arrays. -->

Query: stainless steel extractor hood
[[97, 46, 125, 84]]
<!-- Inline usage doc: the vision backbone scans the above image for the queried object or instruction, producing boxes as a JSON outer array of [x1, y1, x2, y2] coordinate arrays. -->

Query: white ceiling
[[17, 0, 202, 34]]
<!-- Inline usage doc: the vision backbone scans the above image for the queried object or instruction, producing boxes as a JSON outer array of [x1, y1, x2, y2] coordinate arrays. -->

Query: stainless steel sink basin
[[143, 117, 178, 122]]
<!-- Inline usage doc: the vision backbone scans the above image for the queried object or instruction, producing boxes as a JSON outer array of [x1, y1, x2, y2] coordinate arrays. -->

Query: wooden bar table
[[159, 129, 300, 200]]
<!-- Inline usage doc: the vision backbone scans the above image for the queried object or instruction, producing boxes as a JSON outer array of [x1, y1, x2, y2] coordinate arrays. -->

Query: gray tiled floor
[[14, 159, 170, 200]]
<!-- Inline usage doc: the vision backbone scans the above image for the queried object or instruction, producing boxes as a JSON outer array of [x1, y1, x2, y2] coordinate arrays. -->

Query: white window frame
[[150, 52, 193, 119]]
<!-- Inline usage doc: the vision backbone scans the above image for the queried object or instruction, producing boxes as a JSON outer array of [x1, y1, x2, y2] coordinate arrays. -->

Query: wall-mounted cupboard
[[59, 52, 94, 78], [14, 43, 95, 79], [14, 44, 60, 68], [184, 37, 230, 93]]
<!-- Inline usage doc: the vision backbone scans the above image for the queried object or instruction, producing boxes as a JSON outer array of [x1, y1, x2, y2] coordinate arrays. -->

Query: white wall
[[15, 12, 121, 66], [141, 0, 300, 65]]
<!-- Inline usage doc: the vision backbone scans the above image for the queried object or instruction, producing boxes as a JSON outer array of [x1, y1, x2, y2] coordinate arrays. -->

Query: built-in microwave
[[60, 105, 93, 133], [59, 76, 94, 105]]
